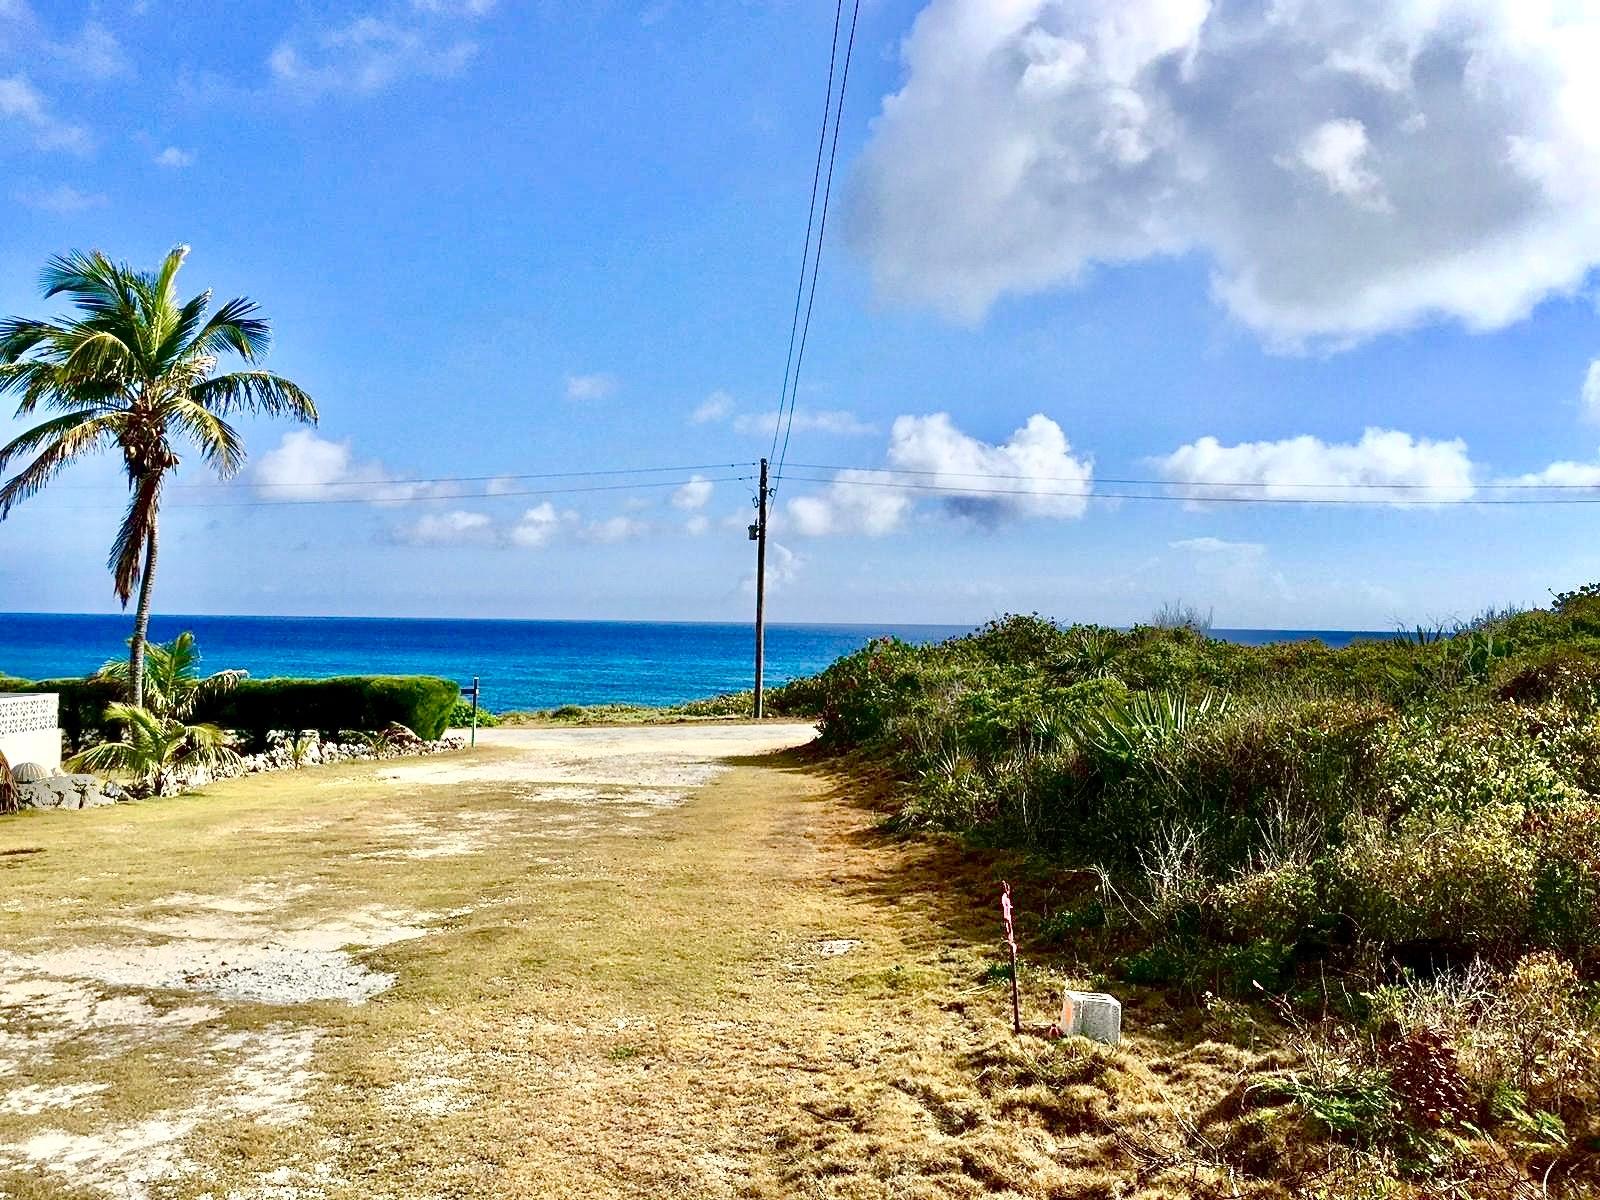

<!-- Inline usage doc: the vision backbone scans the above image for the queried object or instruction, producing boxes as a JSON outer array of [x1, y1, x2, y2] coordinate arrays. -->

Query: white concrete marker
[[1056, 991, 1121, 1046]]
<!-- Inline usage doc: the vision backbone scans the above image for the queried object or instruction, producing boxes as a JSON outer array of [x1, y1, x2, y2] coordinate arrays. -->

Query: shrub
[[201, 676, 459, 742], [1494, 645, 1600, 704], [1333, 804, 1540, 956], [447, 698, 500, 728], [1370, 703, 1600, 820], [673, 691, 753, 718], [1217, 863, 1321, 944], [766, 674, 825, 715]]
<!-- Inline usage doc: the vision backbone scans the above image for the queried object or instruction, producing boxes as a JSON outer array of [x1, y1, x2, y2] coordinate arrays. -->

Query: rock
[[383, 723, 422, 747], [15, 773, 122, 812]]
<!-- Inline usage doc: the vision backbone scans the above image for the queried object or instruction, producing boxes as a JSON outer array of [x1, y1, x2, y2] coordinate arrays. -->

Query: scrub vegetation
[[801, 584, 1600, 1195], [497, 680, 818, 726]]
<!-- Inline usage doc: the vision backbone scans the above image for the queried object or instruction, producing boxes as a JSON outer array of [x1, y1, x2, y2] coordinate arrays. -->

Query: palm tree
[[0, 246, 317, 708], [95, 630, 245, 719], [68, 702, 239, 796]]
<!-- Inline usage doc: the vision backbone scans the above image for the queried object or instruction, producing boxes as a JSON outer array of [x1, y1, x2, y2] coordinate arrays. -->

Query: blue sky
[[2, 0, 1600, 629]]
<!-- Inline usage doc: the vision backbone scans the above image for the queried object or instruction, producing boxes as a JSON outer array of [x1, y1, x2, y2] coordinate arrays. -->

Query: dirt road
[[0, 722, 1259, 1199]]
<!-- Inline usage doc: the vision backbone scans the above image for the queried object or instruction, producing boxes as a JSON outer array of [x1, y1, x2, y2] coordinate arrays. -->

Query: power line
[[786, 461, 1600, 492], [770, 0, 863, 499], [768, 0, 845, 469], [48, 475, 755, 512], [45, 462, 757, 492], [778, 473, 1600, 506]]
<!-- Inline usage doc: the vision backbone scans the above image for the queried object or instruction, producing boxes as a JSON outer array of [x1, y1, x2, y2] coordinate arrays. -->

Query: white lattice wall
[[0, 693, 62, 771]]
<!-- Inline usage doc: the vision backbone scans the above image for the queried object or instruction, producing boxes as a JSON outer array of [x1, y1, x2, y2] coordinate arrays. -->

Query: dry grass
[[0, 724, 1310, 1199]]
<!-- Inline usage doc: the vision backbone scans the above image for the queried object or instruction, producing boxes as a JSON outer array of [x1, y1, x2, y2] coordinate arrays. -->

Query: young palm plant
[[0, 246, 317, 708], [95, 630, 245, 720], [68, 702, 239, 796]]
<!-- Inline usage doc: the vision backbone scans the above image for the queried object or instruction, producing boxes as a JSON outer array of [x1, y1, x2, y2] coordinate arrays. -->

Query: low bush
[[201, 675, 459, 742], [447, 698, 500, 728]]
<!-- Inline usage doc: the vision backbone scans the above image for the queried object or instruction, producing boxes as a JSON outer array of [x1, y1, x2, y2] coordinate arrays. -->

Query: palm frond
[[152, 245, 190, 306], [95, 631, 247, 718], [61, 327, 137, 379], [153, 290, 212, 368], [108, 473, 162, 604], [41, 251, 134, 316], [0, 413, 117, 516], [193, 297, 271, 361], [170, 398, 244, 477], [0, 318, 68, 365], [189, 371, 317, 422], [0, 410, 114, 477], [67, 701, 238, 790]]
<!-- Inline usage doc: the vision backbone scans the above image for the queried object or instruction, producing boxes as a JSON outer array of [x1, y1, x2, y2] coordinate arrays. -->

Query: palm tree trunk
[[128, 521, 159, 710]]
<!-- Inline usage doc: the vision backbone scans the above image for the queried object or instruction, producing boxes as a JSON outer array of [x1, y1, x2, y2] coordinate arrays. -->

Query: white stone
[[1057, 991, 1121, 1046]]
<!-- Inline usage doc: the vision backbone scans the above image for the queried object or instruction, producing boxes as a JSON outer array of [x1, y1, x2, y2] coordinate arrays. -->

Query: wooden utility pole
[[753, 457, 769, 719]]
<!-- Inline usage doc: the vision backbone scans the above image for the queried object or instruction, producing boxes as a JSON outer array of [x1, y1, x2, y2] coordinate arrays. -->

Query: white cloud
[[50, 21, 131, 80], [1501, 452, 1600, 490], [15, 183, 104, 214], [732, 409, 877, 438], [0, 75, 90, 153], [411, 0, 498, 13], [743, 542, 802, 594], [671, 475, 713, 511], [786, 412, 1092, 536], [788, 471, 912, 537], [154, 146, 194, 169], [849, 0, 1600, 345], [684, 514, 710, 536], [691, 390, 734, 424], [1170, 536, 1265, 560], [399, 509, 495, 546], [270, 15, 478, 98], [509, 502, 571, 548], [508, 505, 659, 549], [1288, 120, 1389, 212], [1582, 361, 1600, 425], [565, 372, 618, 401], [581, 515, 648, 544], [1155, 429, 1476, 504], [253, 431, 438, 502]]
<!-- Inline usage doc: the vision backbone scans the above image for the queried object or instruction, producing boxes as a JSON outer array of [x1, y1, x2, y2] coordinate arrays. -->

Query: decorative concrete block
[[0, 693, 63, 772], [1057, 991, 1121, 1046]]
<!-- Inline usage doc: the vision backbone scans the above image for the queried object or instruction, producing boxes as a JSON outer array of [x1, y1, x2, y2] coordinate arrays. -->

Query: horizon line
[[0, 610, 1404, 635]]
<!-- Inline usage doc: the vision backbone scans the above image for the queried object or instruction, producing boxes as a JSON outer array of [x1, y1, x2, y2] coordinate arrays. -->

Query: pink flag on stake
[[1001, 881, 1022, 1034], [1000, 882, 1017, 954]]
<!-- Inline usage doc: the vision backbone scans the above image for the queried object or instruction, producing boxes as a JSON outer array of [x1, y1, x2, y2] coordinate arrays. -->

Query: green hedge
[[0, 675, 124, 746], [201, 676, 460, 741]]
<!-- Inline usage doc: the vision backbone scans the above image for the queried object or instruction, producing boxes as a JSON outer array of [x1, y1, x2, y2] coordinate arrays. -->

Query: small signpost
[[461, 675, 481, 748]]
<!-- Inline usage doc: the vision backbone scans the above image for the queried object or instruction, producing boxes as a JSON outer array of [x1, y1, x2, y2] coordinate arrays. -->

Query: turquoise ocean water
[[0, 613, 1397, 713]]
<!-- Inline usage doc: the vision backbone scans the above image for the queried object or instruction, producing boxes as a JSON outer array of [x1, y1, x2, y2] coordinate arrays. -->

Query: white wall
[[0, 693, 63, 772], [0, 727, 62, 772]]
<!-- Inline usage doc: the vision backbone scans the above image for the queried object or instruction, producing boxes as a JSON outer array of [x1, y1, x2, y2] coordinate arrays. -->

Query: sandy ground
[[0, 719, 1278, 1200], [0, 723, 817, 1198]]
